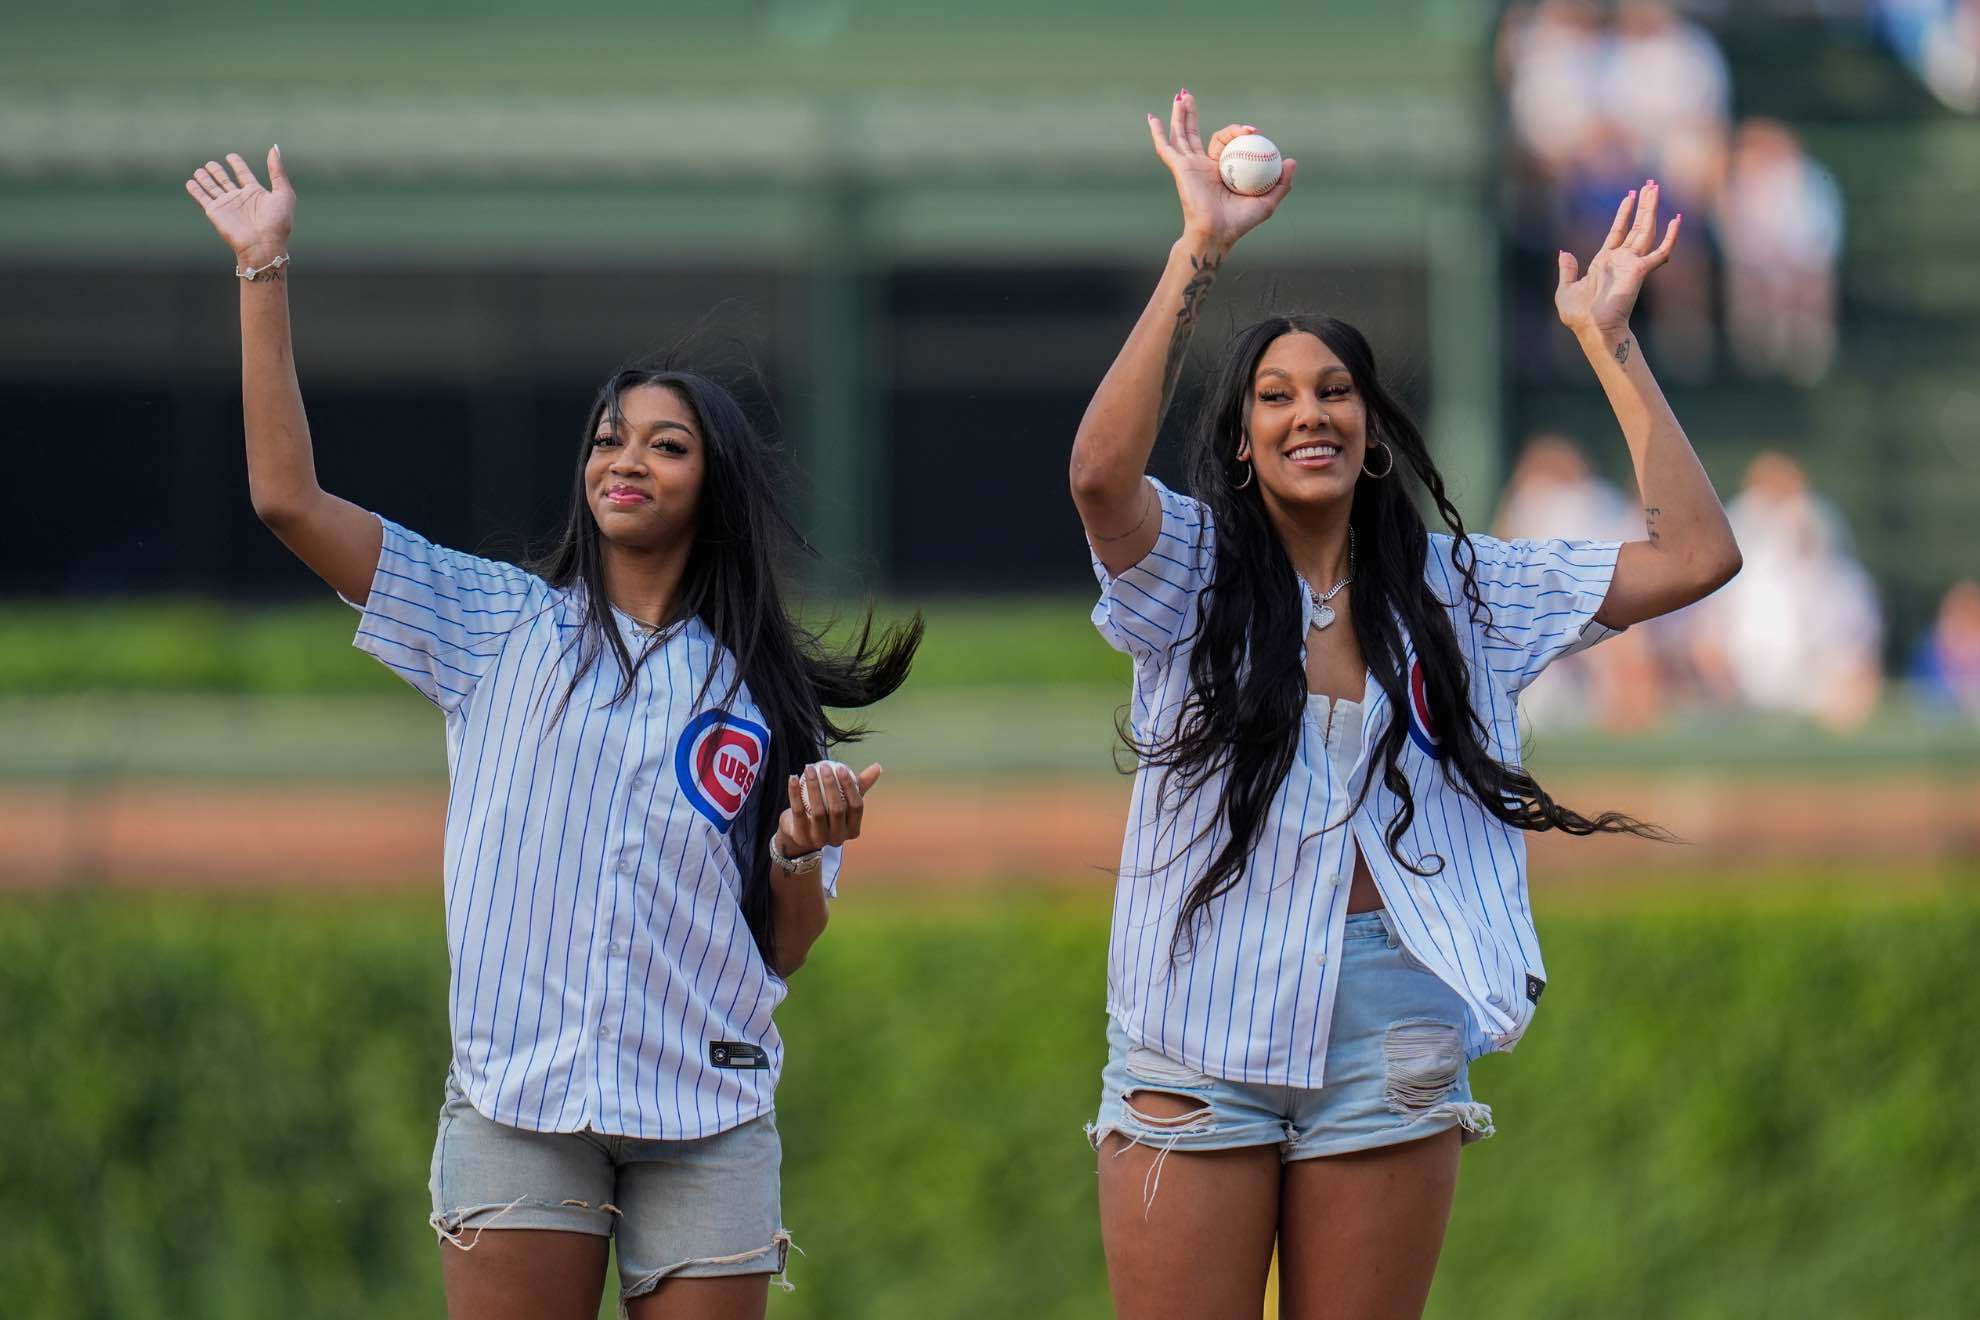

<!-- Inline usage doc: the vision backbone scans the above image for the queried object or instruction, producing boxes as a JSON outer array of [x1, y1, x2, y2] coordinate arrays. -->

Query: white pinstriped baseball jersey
[[349, 514, 839, 1140], [1092, 480, 1621, 1085]]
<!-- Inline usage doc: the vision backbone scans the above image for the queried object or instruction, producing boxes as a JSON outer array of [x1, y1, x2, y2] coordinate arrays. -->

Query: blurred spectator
[[1499, 1, 1730, 378], [1606, 1, 1732, 204], [1873, 0, 1980, 112], [1690, 452, 1885, 731], [1500, 1, 1610, 187], [1718, 118, 1845, 384], [1494, 433, 1666, 731], [1600, 0, 1729, 377], [1910, 579, 1980, 720]]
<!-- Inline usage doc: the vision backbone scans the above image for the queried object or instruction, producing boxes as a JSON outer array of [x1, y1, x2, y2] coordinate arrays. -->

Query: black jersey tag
[[708, 1041, 770, 1070], [1525, 973, 1547, 1004]]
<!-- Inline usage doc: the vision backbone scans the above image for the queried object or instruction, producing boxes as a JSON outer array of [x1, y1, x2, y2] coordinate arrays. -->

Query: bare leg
[[1097, 1090, 1282, 1320], [440, 1227, 609, 1320], [1277, 1128, 1462, 1320], [626, 1274, 770, 1320]]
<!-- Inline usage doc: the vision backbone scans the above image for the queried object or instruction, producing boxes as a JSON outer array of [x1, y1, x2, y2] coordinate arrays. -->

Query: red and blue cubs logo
[[676, 709, 769, 833], [1406, 657, 1443, 760]]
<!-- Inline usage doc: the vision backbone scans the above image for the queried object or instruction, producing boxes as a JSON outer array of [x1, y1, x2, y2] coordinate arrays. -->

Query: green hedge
[[0, 598, 1127, 695], [2, 882, 1976, 1318]]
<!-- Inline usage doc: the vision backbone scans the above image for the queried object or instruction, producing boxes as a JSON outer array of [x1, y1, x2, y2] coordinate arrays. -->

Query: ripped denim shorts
[[1089, 910, 1495, 1170], [428, 1069, 790, 1311]]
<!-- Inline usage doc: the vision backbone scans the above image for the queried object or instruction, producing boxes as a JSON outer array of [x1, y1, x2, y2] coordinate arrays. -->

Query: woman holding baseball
[[1073, 91, 1739, 1316], [184, 146, 918, 1320]]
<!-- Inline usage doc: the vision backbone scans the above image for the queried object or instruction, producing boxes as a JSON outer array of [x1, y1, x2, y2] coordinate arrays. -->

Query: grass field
[[3, 871, 1976, 1319]]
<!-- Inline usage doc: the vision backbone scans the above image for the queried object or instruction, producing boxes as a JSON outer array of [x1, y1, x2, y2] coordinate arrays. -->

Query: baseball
[[1218, 133, 1283, 196]]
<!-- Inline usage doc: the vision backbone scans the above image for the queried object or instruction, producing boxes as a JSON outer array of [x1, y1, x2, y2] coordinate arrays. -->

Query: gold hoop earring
[[1362, 439, 1395, 480]]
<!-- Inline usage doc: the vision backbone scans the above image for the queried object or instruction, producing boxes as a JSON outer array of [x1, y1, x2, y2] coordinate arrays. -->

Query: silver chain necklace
[[1295, 529, 1355, 632]]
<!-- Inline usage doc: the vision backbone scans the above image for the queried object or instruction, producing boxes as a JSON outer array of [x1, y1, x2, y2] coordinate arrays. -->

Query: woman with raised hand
[[184, 146, 919, 1320], [1073, 91, 1739, 1317]]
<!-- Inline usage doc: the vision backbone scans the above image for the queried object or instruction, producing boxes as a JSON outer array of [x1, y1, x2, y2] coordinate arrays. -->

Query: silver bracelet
[[768, 833, 822, 875], [235, 253, 290, 282]]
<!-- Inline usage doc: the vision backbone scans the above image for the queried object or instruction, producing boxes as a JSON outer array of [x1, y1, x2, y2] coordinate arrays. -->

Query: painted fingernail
[[1175, 89, 1183, 100]]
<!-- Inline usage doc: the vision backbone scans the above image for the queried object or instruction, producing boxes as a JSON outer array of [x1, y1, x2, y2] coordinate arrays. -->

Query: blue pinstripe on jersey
[[348, 516, 840, 1140], [1091, 481, 1620, 1083]]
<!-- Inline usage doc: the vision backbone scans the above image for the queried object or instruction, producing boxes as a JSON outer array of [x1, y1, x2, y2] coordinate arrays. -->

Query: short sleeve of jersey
[[1441, 533, 1623, 694], [346, 515, 544, 713], [1089, 479, 1216, 662]]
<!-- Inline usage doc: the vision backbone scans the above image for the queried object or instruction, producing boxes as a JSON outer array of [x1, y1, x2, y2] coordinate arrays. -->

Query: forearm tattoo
[[1614, 337, 1632, 366], [1159, 252, 1221, 419], [1644, 505, 1662, 545]]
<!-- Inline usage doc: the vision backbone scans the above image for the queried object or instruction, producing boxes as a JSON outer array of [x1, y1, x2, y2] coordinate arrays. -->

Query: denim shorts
[[1089, 910, 1495, 1172], [428, 1070, 789, 1309]]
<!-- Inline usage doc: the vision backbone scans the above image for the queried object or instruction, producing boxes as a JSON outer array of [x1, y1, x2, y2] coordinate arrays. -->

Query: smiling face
[[586, 383, 706, 551], [1242, 331, 1369, 513]]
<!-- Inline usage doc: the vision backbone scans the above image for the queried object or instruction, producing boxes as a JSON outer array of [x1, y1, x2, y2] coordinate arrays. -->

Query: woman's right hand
[[184, 146, 295, 267], [1146, 90, 1296, 251]]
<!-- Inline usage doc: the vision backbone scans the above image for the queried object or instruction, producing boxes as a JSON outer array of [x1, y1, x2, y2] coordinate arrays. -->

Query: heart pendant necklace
[[1296, 530, 1355, 632]]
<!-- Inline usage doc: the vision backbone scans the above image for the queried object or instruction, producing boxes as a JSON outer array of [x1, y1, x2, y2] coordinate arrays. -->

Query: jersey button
[[608, 940, 626, 956], [1313, 952, 1329, 968]]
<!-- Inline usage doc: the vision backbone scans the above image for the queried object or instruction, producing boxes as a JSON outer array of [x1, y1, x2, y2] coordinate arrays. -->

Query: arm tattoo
[[1614, 337, 1632, 366], [1158, 252, 1221, 419], [1092, 484, 1156, 544], [1644, 505, 1661, 545]]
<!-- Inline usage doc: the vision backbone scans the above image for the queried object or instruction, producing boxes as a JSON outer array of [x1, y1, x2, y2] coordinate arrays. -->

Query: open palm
[[1556, 180, 1681, 336], [184, 148, 295, 261], [1147, 91, 1295, 248]]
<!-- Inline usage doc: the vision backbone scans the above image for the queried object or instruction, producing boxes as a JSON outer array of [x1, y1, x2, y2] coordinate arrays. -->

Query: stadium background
[[2, 2, 1975, 1316]]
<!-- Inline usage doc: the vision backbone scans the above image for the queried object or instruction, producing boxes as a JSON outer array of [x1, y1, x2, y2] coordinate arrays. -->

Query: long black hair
[[1137, 314, 1656, 956], [528, 360, 921, 969]]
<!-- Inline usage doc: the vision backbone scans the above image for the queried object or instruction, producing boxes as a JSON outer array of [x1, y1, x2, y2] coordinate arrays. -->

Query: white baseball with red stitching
[[1218, 133, 1282, 196]]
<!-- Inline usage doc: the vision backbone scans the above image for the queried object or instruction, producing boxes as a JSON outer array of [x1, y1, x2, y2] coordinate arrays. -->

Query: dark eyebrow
[[1256, 365, 1352, 384], [596, 418, 698, 441]]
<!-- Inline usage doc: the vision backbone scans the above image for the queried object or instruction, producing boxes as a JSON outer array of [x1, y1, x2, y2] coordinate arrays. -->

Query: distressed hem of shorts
[[1282, 1100, 1497, 1162], [429, 1195, 620, 1249], [619, 1229, 796, 1315]]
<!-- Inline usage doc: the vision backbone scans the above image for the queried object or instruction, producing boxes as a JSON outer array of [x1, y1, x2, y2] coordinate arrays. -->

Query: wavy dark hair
[[1138, 314, 1657, 956], [528, 360, 921, 969]]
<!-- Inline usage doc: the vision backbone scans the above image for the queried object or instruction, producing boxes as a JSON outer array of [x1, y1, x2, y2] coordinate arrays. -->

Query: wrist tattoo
[[1159, 252, 1221, 419], [1644, 505, 1662, 545], [1092, 485, 1157, 544], [1614, 338, 1632, 366]]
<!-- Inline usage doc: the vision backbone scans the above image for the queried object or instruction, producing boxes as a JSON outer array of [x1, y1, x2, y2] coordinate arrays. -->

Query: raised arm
[[184, 147, 382, 603], [1070, 91, 1295, 577], [1555, 181, 1743, 628]]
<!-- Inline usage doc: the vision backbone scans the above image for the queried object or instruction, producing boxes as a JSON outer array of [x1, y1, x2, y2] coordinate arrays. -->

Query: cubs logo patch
[[1406, 657, 1443, 760], [675, 709, 769, 833]]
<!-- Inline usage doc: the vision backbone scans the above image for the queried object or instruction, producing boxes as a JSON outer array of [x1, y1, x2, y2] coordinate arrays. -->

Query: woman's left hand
[[776, 760, 883, 857], [1555, 180, 1682, 340]]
